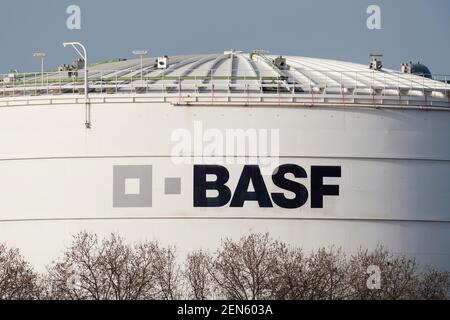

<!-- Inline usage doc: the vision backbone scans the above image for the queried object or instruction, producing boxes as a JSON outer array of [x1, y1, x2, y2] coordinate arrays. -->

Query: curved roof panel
[[80, 53, 450, 91]]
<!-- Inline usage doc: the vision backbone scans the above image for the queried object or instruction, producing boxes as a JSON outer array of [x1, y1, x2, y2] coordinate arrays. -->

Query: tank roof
[[81, 53, 449, 89], [1, 52, 450, 109]]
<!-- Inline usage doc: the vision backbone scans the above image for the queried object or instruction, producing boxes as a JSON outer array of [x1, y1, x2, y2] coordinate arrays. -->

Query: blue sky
[[1, 0, 449, 74]]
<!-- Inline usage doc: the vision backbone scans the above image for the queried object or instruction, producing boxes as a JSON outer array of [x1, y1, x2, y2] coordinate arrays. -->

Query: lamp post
[[132, 50, 148, 82], [33, 52, 46, 86], [63, 42, 91, 128]]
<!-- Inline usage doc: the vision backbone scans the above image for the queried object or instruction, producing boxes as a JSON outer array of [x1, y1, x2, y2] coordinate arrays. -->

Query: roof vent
[[273, 56, 289, 70], [369, 53, 383, 70], [73, 58, 85, 70], [58, 63, 79, 78], [3, 71, 18, 84], [155, 56, 169, 69], [401, 63, 411, 74], [401, 61, 432, 79]]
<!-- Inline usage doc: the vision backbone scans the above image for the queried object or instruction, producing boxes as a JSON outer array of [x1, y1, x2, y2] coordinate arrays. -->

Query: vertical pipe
[[85, 51, 90, 129]]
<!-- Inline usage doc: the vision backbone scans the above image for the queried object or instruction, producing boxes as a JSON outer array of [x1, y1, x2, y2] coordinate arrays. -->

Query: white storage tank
[[0, 52, 449, 272]]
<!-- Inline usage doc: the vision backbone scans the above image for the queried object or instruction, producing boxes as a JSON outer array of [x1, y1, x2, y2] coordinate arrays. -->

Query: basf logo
[[113, 164, 341, 209]]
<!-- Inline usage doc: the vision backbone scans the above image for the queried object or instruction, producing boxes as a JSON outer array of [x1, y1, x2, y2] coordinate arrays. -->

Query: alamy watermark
[[66, 266, 82, 290], [366, 265, 381, 290], [66, 5, 81, 30], [171, 121, 280, 175], [367, 5, 381, 30]]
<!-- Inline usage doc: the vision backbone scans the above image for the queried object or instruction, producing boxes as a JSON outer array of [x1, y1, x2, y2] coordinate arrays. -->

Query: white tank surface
[[1, 51, 450, 271]]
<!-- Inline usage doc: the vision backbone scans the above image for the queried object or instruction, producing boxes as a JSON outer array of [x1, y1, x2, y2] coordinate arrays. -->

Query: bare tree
[[2, 231, 449, 300], [184, 250, 214, 300], [346, 246, 418, 300], [45, 231, 181, 300], [416, 266, 450, 300], [151, 244, 181, 300], [45, 231, 107, 299], [269, 247, 309, 300], [0, 243, 41, 300], [303, 247, 350, 300], [210, 233, 285, 300]]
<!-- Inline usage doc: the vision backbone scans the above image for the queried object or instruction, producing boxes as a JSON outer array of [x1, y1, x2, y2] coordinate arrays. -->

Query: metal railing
[[1, 69, 449, 109]]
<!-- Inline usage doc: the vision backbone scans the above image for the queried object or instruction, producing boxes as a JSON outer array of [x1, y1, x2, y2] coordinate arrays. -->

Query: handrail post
[[260, 75, 263, 94], [145, 73, 148, 94], [423, 74, 426, 105], [397, 72, 400, 90], [162, 70, 164, 94], [410, 72, 412, 91]]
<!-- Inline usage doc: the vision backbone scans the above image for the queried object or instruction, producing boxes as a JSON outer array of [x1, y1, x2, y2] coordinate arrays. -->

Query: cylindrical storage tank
[[0, 53, 449, 272]]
